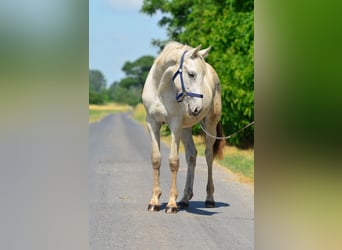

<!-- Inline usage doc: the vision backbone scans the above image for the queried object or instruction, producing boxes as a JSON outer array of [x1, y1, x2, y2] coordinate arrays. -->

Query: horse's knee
[[151, 153, 161, 169], [168, 156, 179, 172]]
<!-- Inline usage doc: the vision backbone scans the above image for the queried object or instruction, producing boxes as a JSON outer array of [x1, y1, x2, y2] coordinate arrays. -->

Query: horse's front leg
[[165, 124, 182, 213], [178, 127, 197, 208], [146, 117, 162, 212]]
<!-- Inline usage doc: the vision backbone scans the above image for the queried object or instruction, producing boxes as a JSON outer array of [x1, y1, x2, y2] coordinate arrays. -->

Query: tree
[[141, 0, 254, 148], [122, 55, 155, 87], [108, 55, 155, 106], [89, 70, 106, 93], [89, 69, 108, 104]]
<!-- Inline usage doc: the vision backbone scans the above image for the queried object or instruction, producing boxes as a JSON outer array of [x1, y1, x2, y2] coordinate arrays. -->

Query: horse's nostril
[[192, 106, 202, 116]]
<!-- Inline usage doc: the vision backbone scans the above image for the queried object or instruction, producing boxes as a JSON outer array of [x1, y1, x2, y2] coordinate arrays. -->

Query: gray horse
[[142, 41, 224, 213]]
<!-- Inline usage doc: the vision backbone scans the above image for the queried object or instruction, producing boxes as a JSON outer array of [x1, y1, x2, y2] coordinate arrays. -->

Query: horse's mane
[[154, 41, 192, 73], [163, 41, 186, 51]]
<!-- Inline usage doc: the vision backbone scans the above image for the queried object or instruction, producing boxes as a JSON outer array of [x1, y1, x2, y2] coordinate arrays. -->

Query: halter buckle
[[176, 90, 187, 102]]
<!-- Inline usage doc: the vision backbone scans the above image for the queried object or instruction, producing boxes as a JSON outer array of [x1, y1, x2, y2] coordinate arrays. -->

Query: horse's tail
[[213, 121, 225, 160]]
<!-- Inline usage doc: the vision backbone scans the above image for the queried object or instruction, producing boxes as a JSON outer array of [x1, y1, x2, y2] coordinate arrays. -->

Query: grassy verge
[[131, 103, 146, 124], [217, 147, 254, 182], [89, 103, 132, 123], [132, 103, 254, 183]]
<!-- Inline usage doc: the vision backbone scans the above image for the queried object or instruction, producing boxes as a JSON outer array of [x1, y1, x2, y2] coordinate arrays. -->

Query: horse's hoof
[[205, 201, 216, 208], [177, 201, 189, 209], [147, 204, 160, 212], [165, 206, 178, 214]]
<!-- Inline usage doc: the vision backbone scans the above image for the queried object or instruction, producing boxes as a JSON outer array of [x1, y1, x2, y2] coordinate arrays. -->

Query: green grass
[[131, 103, 254, 182], [217, 147, 254, 180]]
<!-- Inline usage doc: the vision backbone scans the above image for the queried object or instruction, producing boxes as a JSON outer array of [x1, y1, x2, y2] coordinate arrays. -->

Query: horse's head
[[172, 45, 211, 116]]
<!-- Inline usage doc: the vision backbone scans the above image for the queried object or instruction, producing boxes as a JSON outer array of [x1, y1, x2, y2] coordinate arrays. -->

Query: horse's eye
[[188, 72, 195, 78]]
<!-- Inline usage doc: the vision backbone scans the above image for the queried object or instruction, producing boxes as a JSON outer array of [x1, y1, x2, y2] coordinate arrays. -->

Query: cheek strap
[[171, 51, 204, 102]]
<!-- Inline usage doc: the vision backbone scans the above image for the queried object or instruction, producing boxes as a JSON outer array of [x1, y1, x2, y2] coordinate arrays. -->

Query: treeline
[[89, 55, 155, 106]]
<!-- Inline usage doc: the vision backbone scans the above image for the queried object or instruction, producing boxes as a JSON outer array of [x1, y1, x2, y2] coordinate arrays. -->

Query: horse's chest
[[182, 109, 208, 128]]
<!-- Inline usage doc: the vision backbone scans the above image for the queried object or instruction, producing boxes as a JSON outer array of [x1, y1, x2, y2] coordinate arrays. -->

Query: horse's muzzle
[[190, 105, 202, 116]]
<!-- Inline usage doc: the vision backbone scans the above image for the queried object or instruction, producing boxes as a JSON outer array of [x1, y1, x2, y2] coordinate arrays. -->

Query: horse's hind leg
[[178, 128, 197, 208], [203, 118, 219, 208], [146, 117, 162, 212]]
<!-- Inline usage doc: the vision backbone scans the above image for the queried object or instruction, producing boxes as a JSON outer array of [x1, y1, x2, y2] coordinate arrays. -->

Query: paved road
[[89, 113, 254, 250]]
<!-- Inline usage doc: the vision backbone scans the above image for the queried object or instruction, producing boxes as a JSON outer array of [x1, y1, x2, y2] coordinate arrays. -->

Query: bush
[[89, 90, 106, 104]]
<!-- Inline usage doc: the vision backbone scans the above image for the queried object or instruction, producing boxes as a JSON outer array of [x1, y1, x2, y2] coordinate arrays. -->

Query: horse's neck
[[155, 50, 182, 75], [153, 50, 183, 95], [156, 67, 175, 98]]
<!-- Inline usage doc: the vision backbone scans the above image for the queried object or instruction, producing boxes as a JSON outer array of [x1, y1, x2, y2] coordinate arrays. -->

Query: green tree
[[89, 70, 106, 93], [141, 0, 254, 148], [122, 55, 155, 85], [89, 69, 108, 104], [108, 55, 155, 106]]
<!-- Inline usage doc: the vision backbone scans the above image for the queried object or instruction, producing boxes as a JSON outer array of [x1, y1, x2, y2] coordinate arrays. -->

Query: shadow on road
[[182, 201, 230, 216], [159, 201, 230, 216]]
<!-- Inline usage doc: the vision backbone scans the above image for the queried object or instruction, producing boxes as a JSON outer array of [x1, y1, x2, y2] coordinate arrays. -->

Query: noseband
[[171, 51, 204, 102]]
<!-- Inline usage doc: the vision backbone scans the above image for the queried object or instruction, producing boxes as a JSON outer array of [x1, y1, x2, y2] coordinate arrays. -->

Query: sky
[[89, 0, 167, 86]]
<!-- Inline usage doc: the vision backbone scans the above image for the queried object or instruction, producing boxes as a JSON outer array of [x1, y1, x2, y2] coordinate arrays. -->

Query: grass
[[131, 103, 146, 124], [132, 103, 254, 183], [217, 147, 254, 181], [89, 103, 132, 123]]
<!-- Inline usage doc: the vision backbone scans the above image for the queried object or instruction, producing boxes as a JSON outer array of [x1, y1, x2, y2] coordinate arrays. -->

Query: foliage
[[108, 84, 142, 106], [108, 55, 155, 106], [89, 69, 108, 104], [89, 69, 106, 93], [141, 0, 254, 148], [89, 90, 108, 105], [121, 55, 155, 88]]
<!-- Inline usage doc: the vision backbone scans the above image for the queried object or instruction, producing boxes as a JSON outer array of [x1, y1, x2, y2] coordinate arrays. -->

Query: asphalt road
[[89, 112, 254, 250]]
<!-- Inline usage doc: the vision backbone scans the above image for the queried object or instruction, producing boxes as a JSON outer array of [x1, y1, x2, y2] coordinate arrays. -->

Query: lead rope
[[200, 121, 255, 140]]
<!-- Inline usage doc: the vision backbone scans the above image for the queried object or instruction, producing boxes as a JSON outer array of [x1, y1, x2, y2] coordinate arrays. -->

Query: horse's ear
[[190, 45, 202, 58], [199, 46, 211, 58]]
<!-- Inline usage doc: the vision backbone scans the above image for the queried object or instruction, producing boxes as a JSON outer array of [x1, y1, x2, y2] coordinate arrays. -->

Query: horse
[[142, 41, 224, 213]]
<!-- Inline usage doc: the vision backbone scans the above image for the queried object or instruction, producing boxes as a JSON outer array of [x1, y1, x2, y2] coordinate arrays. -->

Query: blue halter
[[171, 51, 204, 102]]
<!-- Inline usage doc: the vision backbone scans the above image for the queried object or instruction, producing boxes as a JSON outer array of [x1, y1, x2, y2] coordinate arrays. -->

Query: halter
[[171, 51, 204, 102]]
